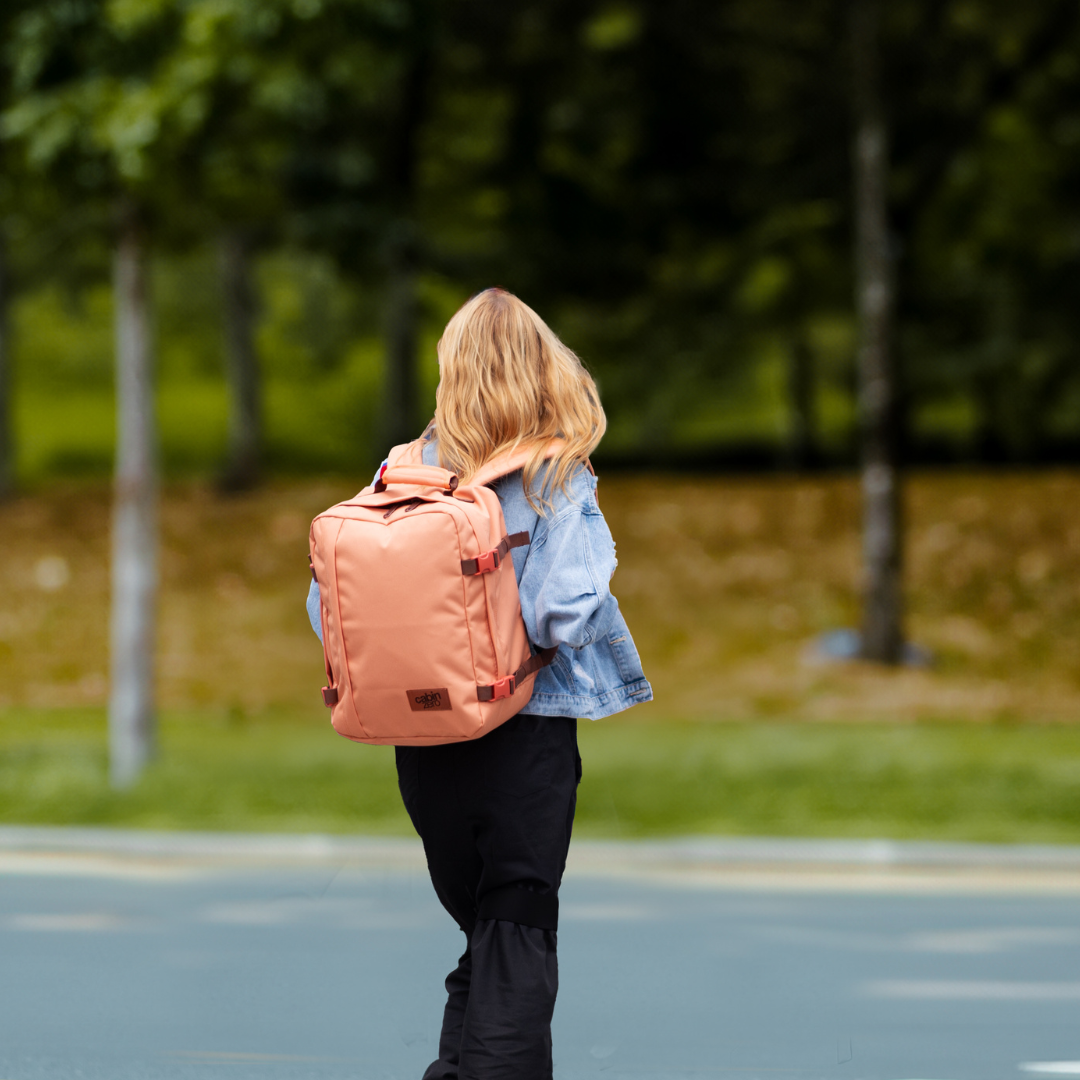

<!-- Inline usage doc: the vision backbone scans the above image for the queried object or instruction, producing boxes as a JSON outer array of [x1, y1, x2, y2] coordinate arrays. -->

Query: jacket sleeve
[[306, 580, 323, 643], [520, 488, 620, 651]]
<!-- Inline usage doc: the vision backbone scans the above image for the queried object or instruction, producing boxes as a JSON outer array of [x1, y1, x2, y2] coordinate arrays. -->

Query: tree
[[1, 0, 195, 784], [784, 333, 816, 470], [218, 229, 261, 489], [851, 0, 903, 663], [0, 3, 24, 503], [109, 197, 157, 785], [168, 0, 434, 455], [888, 0, 1080, 464], [426, 0, 852, 457], [0, 227, 11, 501]]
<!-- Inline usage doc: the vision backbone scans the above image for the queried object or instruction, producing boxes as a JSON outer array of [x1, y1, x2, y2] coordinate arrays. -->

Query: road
[[2, 832, 1080, 1079]]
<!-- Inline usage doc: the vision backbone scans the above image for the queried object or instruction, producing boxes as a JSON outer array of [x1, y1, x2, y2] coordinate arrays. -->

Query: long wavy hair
[[433, 288, 606, 511]]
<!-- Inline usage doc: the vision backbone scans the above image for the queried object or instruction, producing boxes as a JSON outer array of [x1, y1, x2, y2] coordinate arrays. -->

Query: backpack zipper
[[383, 498, 423, 519]]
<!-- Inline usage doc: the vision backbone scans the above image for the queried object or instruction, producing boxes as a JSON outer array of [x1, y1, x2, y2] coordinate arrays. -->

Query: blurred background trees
[[3, 0, 1078, 481], [0, 0, 1078, 780]]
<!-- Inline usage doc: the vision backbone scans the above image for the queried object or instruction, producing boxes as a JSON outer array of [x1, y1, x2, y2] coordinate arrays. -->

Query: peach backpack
[[308, 439, 560, 745]]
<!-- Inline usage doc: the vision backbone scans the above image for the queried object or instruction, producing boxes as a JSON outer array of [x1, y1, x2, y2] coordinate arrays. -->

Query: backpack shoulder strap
[[385, 419, 437, 470], [390, 434, 592, 488], [386, 438, 426, 468], [468, 438, 567, 488]]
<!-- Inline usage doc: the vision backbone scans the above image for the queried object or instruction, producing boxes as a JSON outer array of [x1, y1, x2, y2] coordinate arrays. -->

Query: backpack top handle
[[375, 464, 459, 495]]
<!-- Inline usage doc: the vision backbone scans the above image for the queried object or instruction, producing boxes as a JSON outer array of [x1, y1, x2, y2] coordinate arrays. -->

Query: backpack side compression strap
[[461, 531, 531, 575], [477, 645, 559, 702]]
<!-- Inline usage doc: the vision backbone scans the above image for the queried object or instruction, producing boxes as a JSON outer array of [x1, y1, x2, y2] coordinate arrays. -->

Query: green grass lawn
[[4, 709, 1080, 844]]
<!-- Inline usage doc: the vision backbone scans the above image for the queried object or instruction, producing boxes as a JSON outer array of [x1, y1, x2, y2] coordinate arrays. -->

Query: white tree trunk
[[219, 229, 261, 489], [0, 230, 12, 501], [852, 0, 903, 663], [109, 199, 158, 787]]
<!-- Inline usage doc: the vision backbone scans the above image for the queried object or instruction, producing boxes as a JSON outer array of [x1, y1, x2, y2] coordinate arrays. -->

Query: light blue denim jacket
[[306, 439, 652, 720]]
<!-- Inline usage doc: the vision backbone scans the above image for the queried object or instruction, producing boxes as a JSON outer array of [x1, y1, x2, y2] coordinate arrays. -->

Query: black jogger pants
[[395, 712, 581, 1080]]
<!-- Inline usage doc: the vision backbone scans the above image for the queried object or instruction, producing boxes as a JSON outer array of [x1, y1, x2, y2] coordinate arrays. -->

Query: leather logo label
[[407, 688, 451, 712]]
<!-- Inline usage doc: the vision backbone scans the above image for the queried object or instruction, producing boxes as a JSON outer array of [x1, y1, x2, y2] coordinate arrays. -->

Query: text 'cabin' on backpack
[[308, 439, 565, 746]]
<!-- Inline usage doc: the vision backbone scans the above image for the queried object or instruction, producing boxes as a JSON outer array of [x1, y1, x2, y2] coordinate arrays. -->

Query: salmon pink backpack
[[308, 439, 560, 745]]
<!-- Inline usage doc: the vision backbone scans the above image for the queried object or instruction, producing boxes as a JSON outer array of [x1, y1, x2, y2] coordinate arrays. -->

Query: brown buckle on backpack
[[322, 686, 339, 706], [476, 645, 559, 702], [478, 675, 515, 702], [469, 549, 501, 575], [461, 531, 531, 576]]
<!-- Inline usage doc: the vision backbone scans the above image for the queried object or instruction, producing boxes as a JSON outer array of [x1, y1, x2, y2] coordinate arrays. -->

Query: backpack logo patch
[[407, 688, 451, 712]]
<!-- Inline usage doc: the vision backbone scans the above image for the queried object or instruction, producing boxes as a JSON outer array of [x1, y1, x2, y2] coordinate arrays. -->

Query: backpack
[[308, 439, 561, 745]]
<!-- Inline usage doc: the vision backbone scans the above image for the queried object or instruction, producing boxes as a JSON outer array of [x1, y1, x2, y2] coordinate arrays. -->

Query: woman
[[309, 288, 651, 1079]]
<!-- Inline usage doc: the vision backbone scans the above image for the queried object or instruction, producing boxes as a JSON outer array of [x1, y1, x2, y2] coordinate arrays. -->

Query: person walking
[[308, 287, 651, 1079]]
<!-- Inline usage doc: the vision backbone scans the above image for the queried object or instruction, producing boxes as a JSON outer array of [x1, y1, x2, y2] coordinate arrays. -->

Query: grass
[[579, 717, 1080, 843], [0, 708, 408, 835], [3, 709, 1080, 843]]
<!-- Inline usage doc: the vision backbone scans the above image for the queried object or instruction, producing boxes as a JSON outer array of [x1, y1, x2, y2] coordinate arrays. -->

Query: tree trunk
[[851, 0, 903, 663], [383, 233, 419, 449], [218, 229, 261, 490], [0, 230, 12, 501], [784, 330, 815, 470], [109, 199, 157, 788]]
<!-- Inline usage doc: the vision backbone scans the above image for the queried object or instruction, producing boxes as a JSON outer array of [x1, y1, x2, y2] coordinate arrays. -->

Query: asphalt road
[[2, 836, 1080, 1080]]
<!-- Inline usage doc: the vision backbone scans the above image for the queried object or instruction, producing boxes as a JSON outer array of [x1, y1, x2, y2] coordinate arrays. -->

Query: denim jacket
[[306, 439, 653, 720]]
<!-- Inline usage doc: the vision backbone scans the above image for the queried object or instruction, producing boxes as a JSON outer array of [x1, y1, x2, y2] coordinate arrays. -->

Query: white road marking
[[907, 927, 1080, 954], [866, 980, 1080, 1000], [5, 913, 129, 932], [166, 1051, 351, 1063], [759, 924, 1080, 954], [561, 903, 652, 921], [1020, 1065, 1080, 1076], [197, 898, 434, 929], [0, 853, 198, 880]]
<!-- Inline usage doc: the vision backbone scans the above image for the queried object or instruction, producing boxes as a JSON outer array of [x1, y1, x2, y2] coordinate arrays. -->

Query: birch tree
[[110, 198, 157, 785], [1, 1, 196, 783]]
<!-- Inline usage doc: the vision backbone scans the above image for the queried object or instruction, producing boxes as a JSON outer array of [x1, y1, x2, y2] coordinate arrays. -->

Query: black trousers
[[396, 713, 581, 1080]]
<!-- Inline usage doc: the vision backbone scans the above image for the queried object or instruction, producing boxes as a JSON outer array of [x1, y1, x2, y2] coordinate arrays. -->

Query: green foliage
[[3, 0, 1080, 468], [9, 248, 389, 479], [4, 710, 1080, 842]]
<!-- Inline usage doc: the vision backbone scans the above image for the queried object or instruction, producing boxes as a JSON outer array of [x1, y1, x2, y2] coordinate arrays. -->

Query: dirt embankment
[[1, 471, 1078, 721]]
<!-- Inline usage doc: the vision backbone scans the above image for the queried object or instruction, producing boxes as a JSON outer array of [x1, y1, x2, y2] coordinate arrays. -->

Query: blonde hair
[[434, 288, 606, 511]]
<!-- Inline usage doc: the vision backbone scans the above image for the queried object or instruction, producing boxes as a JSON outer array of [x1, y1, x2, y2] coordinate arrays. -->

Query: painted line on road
[[166, 1051, 354, 1063], [0, 852, 200, 880], [1020, 1065, 1080, 1076], [865, 980, 1080, 1000], [4, 912, 130, 932], [576, 864, 1080, 895]]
